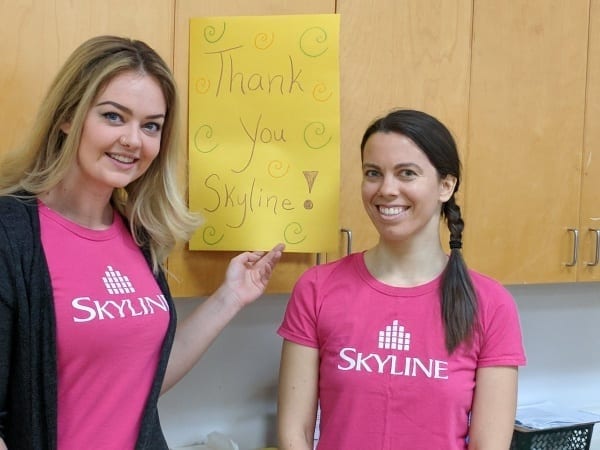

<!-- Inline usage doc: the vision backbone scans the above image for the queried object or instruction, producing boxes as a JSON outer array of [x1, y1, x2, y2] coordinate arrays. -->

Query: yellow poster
[[188, 14, 340, 252]]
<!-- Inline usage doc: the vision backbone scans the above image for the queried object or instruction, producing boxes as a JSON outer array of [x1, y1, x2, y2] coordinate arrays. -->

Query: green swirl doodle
[[299, 26, 328, 57], [194, 125, 218, 153], [303, 122, 332, 149], [202, 226, 224, 245], [204, 22, 226, 43], [284, 222, 307, 245]]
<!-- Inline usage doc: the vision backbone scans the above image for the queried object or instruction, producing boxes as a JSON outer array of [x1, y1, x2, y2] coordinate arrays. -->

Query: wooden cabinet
[[0, 0, 174, 157], [578, 0, 600, 281], [167, 0, 600, 290], [165, 0, 473, 296], [2, 0, 599, 294], [463, 0, 592, 284], [333, 0, 473, 260]]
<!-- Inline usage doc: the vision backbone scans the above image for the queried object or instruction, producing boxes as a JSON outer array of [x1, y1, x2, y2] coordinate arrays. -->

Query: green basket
[[510, 423, 595, 450]]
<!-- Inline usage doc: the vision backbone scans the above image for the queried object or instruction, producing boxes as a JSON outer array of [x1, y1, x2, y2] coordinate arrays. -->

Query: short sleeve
[[277, 266, 320, 349]]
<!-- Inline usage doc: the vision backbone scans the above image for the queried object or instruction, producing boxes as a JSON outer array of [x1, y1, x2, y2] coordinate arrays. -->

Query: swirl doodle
[[193, 125, 219, 153], [299, 26, 328, 58], [202, 226, 224, 245], [268, 160, 290, 178], [203, 22, 226, 43], [312, 82, 332, 102], [303, 122, 332, 149], [195, 77, 211, 94], [254, 32, 274, 50], [284, 222, 307, 245]]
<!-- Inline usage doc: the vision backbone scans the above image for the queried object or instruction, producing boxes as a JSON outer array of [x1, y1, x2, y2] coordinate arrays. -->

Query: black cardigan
[[0, 195, 177, 449]]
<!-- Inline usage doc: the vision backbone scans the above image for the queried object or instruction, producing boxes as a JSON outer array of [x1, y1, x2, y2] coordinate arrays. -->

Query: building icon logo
[[378, 319, 410, 351], [102, 266, 135, 294]]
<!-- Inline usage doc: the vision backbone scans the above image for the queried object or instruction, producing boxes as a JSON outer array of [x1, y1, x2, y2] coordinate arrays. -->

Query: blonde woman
[[0, 35, 283, 450]]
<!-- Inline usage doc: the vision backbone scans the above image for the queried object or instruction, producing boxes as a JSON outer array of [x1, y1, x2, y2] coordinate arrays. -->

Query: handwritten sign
[[188, 14, 340, 252]]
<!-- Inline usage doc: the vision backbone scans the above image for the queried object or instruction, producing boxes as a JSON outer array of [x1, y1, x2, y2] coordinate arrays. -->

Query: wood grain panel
[[335, 0, 472, 258], [579, 0, 600, 281], [0, 0, 174, 156], [465, 0, 589, 283]]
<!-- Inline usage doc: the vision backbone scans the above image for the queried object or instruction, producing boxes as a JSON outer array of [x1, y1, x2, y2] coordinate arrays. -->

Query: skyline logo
[[337, 318, 449, 379], [378, 319, 410, 351], [69, 266, 168, 322], [102, 265, 135, 295]]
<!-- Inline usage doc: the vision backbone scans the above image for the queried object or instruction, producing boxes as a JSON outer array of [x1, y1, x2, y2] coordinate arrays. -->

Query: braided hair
[[361, 109, 477, 353]]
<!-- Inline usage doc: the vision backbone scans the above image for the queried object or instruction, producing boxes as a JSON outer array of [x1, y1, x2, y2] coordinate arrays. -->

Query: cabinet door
[[167, 0, 336, 297], [0, 0, 174, 158], [464, 0, 589, 284], [335, 0, 472, 259], [578, 0, 600, 281]]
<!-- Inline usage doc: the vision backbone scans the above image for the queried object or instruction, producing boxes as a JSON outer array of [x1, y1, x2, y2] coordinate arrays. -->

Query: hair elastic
[[449, 239, 462, 250]]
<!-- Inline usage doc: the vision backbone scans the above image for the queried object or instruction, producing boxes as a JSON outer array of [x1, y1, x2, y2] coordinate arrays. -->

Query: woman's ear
[[439, 175, 457, 202], [60, 122, 71, 134]]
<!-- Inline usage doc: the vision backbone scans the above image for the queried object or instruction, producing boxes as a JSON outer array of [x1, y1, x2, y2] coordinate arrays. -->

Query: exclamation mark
[[303, 170, 318, 210]]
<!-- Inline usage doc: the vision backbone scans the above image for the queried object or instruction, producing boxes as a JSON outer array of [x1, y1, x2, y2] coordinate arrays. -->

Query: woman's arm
[[161, 243, 284, 394], [468, 366, 518, 450], [277, 340, 320, 450]]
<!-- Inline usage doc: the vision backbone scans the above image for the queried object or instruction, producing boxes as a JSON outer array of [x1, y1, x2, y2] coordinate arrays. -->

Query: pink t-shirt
[[39, 202, 169, 450], [278, 252, 526, 450]]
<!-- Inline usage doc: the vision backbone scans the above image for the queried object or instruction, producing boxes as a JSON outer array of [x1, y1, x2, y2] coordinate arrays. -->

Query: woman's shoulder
[[468, 269, 517, 308], [0, 194, 38, 237], [296, 252, 360, 284], [0, 194, 37, 218]]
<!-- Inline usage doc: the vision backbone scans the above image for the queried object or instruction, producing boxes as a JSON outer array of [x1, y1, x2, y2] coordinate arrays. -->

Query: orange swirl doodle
[[195, 77, 211, 94], [254, 32, 274, 50], [299, 26, 328, 58], [312, 82, 332, 102], [193, 125, 219, 153], [202, 226, 224, 245], [203, 23, 226, 43], [267, 160, 290, 178], [284, 222, 307, 245], [303, 122, 332, 149]]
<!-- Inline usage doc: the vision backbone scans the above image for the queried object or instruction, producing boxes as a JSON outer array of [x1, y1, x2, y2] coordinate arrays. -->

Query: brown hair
[[361, 109, 477, 353]]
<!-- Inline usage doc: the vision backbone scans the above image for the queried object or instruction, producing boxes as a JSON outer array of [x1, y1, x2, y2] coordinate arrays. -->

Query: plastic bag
[[205, 432, 239, 450]]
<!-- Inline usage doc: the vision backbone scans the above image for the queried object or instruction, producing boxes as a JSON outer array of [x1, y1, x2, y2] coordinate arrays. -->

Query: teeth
[[379, 206, 406, 216], [108, 153, 135, 164]]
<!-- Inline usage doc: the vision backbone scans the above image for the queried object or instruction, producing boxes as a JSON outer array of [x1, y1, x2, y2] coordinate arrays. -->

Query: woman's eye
[[364, 169, 380, 177], [399, 169, 417, 177], [102, 112, 122, 123], [143, 122, 162, 133]]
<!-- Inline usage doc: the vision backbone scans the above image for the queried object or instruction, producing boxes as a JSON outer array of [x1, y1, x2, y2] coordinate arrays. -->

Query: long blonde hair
[[0, 35, 200, 272]]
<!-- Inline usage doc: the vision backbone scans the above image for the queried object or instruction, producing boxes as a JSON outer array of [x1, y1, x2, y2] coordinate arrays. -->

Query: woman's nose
[[377, 174, 398, 196], [120, 125, 142, 149]]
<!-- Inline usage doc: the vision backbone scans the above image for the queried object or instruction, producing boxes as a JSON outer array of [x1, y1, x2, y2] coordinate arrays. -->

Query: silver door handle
[[341, 228, 352, 256], [586, 228, 600, 266], [565, 228, 579, 267]]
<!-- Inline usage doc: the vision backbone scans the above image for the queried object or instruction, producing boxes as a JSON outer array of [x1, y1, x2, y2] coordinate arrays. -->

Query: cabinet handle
[[565, 228, 579, 267], [586, 228, 600, 267], [341, 228, 353, 256], [315, 228, 353, 265]]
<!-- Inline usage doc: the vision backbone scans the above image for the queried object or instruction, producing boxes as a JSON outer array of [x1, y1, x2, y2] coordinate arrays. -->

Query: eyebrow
[[95, 100, 166, 120], [362, 162, 422, 170]]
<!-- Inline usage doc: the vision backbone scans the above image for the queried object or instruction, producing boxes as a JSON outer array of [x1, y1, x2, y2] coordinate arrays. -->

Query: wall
[[159, 283, 600, 450]]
